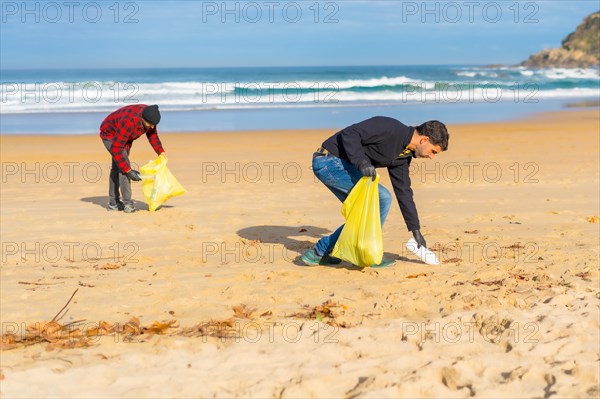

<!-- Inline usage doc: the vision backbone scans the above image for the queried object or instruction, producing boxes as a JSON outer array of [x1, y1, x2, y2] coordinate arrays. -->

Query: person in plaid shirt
[[100, 104, 166, 213]]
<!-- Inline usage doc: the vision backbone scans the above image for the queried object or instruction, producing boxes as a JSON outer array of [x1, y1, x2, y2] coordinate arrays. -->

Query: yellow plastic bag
[[331, 176, 383, 267], [140, 155, 186, 212]]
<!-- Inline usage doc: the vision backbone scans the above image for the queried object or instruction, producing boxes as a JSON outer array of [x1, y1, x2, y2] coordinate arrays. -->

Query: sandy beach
[[1, 109, 599, 398]]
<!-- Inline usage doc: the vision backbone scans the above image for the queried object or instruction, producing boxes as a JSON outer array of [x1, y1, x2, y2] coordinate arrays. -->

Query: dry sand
[[1, 109, 599, 398]]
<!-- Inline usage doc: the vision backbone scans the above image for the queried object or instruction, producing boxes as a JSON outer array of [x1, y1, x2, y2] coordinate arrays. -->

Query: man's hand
[[359, 163, 377, 181], [412, 229, 426, 249], [126, 170, 142, 181]]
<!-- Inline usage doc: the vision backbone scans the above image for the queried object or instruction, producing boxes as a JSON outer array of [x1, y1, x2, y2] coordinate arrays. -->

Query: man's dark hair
[[416, 120, 449, 151]]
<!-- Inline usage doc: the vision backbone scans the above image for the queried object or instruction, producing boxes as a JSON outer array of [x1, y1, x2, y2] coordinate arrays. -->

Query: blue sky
[[0, 1, 598, 69]]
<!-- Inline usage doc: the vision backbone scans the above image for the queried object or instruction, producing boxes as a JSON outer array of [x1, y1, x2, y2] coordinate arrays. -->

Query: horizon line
[[0, 63, 521, 72]]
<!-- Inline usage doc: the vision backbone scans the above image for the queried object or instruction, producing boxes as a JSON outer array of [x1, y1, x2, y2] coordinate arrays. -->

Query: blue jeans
[[312, 153, 392, 256]]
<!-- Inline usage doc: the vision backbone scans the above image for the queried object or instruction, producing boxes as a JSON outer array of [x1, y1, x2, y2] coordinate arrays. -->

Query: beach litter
[[406, 237, 440, 265]]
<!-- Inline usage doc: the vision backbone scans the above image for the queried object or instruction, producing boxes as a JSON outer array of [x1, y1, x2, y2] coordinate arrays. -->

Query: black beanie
[[142, 105, 161, 125]]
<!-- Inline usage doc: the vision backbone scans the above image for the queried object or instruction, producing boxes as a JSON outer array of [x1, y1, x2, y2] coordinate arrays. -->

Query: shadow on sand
[[237, 225, 414, 270], [80, 196, 173, 211]]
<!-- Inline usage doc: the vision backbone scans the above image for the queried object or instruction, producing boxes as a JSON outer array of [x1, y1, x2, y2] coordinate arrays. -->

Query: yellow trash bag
[[331, 175, 383, 267], [140, 154, 186, 212]]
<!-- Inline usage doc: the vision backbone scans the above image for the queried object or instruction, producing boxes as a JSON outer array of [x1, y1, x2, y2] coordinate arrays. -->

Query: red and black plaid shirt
[[100, 104, 165, 173]]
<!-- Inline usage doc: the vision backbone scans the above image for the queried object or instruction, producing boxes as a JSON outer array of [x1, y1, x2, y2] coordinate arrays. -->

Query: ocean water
[[1, 65, 598, 134]]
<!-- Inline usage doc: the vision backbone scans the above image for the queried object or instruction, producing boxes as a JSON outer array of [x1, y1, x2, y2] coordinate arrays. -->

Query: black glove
[[359, 163, 377, 181], [412, 229, 426, 249], [126, 170, 142, 182]]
